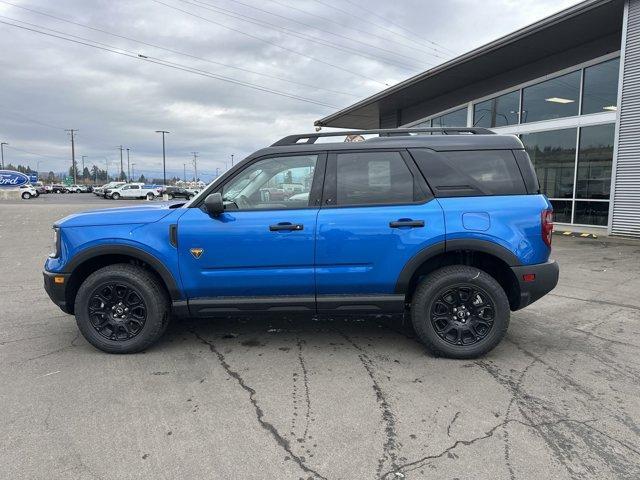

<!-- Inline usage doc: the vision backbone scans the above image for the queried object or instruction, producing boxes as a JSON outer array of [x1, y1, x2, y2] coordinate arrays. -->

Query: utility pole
[[65, 129, 77, 185], [81, 155, 87, 183], [1, 142, 7, 169], [117, 146, 124, 181], [131, 163, 136, 182], [191, 151, 199, 183], [104, 157, 109, 181], [155, 130, 169, 198], [126, 148, 131, 182], [183, 163, 187, 182], [231, 153, 234, 167]]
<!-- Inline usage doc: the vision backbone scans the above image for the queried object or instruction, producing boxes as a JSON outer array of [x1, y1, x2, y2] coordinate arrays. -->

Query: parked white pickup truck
[[105, 183, 161, 200]]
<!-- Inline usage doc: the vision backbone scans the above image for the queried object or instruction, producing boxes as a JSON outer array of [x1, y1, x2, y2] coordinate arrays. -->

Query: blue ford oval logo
[[0, 170, 29, 188]]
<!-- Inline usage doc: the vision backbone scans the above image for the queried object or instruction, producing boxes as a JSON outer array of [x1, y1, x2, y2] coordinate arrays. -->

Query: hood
[[55, 204, 178, 228]]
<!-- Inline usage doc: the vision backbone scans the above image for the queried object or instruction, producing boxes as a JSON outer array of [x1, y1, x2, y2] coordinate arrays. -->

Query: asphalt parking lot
[[1, 198, 639, 480]]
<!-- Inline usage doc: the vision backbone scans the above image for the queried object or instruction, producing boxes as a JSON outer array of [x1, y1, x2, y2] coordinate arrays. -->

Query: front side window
[[335, 151, 416, 206], [222, 155, 317, 210], [473, 91, 520, 127], [522, 71, 581, 123]]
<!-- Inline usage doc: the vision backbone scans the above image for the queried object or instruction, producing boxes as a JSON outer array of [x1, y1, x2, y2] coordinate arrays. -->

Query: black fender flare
[[395, 239, 521, 294], [64, 245, 182, 300]]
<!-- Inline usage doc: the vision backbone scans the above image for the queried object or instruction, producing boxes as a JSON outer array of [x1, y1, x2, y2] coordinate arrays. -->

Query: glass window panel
[[336, 151, 415, 205], [574, 201, 609, 226], [520, 128, 577, 198], [431, 108, 467, 127], [222, 155, 317, 210], [522, 71, 580, 123], [550, 200, 572, 223], [473, 91, 520, 127], [582, 58, 620, 114], [576, 123, 614, 199]]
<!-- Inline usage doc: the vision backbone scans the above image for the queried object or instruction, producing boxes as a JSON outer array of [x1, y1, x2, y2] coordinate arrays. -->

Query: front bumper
[[43, 271, 72, 314], [510, 260, 559, 310]]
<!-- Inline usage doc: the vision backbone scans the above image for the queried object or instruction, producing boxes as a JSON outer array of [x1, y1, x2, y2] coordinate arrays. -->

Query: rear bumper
[[43, 270, 72, 314], [510, 260, 559, 310]]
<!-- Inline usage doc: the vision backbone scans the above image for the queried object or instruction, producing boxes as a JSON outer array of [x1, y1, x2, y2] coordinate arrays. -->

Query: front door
[[177, 153, 324, 315], [315, 149, 445, 313]]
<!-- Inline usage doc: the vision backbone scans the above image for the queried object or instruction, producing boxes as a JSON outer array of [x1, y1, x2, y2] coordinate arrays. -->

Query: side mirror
[[204, 192, 224, 216]]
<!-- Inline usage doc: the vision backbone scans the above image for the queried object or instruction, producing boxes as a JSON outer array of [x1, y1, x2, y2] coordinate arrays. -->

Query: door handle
[[389, 219, 425, 228], [269, 222, 304, 231]]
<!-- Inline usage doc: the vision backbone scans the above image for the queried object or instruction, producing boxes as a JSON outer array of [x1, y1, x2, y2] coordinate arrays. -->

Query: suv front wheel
[[411, 265, 509, 359], [74, 264, 170, 353]]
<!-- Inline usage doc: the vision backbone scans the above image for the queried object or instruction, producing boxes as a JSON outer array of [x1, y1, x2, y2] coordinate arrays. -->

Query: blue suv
[[43, 128, 558, 358]]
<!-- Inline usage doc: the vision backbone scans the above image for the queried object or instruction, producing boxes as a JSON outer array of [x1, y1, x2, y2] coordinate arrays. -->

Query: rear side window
[[410, 149, 527, 197], [334, 151, 420, 206]]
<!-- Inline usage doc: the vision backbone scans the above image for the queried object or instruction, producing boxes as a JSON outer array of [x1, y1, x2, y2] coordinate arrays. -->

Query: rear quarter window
[[410, 148, 527, 197]]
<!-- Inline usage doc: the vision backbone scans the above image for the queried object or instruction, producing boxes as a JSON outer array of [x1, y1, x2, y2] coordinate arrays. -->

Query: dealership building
[[316, 0, 640, 236]]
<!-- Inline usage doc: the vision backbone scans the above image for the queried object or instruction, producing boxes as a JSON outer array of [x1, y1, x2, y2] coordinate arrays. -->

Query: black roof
[[255, 129, 523, 159]]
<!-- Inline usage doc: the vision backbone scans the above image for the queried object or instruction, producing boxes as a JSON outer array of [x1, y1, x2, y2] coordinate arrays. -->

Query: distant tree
[[284, 170, 293, 184], [138, 174, 147, 183], [82, 166, 90, 181], [47, 171, 56, 182]]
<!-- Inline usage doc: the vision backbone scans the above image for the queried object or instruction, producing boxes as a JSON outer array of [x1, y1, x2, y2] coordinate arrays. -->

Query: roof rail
[[271, 127, 495, 146]]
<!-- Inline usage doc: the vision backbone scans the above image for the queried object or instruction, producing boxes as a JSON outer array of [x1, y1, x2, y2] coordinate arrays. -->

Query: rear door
[[315, 149, 445, 313]]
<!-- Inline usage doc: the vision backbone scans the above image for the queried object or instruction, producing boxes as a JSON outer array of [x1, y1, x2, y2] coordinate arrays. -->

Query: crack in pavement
[[338, 330, 398, 478], [297, 338, 313, 441], [549, 293, 640, 312], [192, 330, 328, 480], [446, 411, 461, 437], [380, 418, 597, 479]]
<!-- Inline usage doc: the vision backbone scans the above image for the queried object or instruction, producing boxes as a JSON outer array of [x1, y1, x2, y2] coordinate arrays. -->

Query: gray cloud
[[0, 0, 581, 181]]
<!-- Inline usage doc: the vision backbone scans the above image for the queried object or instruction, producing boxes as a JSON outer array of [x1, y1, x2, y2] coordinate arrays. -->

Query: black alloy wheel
[[430, 285, 495, 346], [87, 282, 147, 341], [411, 265, 510, 359]]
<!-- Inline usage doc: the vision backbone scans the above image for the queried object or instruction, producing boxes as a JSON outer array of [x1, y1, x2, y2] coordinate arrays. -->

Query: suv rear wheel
[[411, 265, 509, 359], [21, 192, 32, 199], [111, 192, 120, 200], [74, 264, 170, 353]]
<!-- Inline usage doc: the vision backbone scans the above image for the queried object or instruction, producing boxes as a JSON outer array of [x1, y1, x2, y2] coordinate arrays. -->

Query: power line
[[224, 0, 451, 59], [4, 144, 62, 160], [182, 0, 430, 68], [0, 105, 64, 131], [313, 0, 457, 56], [148, 0, 389, 86], [0, 0, 358, 98], [0, 17, 341, 109], [265, 0, 448, 61]]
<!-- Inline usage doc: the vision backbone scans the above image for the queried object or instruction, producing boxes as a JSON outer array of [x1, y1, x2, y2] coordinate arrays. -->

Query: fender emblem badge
[[190, 248, 204, 259]]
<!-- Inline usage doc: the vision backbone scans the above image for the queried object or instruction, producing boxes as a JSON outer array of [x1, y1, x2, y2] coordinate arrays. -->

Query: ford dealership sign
[[0, 170, 30, 188]]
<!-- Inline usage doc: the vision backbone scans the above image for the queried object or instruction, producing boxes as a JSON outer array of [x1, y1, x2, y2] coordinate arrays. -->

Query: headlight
[[49, 227, 60, 258]]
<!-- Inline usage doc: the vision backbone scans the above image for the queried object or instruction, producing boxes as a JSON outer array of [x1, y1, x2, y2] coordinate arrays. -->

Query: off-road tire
[[411, 265, 509, 359], [74, 264, 170, 353]]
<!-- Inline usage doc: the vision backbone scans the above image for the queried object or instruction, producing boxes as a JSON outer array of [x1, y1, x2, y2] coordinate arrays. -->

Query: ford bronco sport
[[43, 128, 558, 358]]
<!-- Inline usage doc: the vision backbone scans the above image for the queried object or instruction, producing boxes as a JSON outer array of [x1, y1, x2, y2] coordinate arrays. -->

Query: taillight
[[542, 209, 553, 247]]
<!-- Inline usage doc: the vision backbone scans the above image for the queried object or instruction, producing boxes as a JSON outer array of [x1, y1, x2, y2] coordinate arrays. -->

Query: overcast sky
[[0, 0, 582, 181]]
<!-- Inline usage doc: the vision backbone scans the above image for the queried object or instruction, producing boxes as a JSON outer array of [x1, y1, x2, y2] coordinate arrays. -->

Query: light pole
[[117, 146, 124, 181], [231, 153, 234, 167], [81, 155, 87, 183], [36, 160, 42, 180], [155, 130, 169, 199], [126, 148, 130, 182], [1, 142, 7, 169], [131, 163, 136, 182], [183, 163, 187, 182]]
